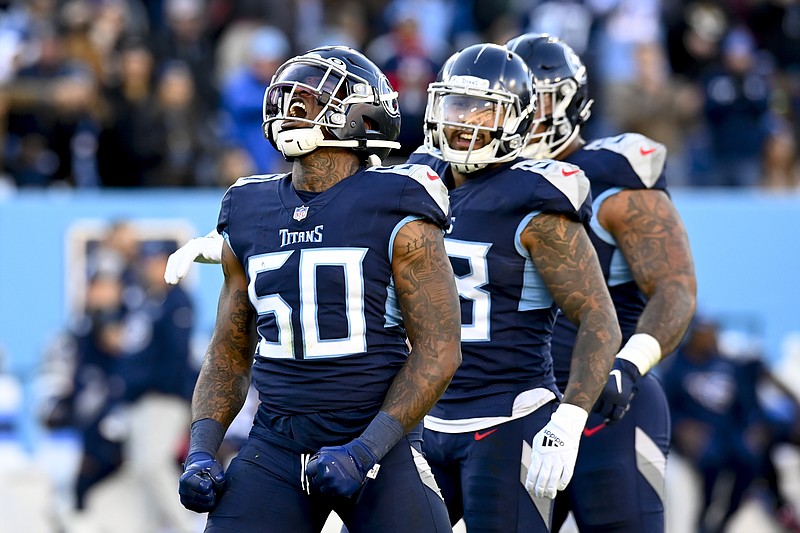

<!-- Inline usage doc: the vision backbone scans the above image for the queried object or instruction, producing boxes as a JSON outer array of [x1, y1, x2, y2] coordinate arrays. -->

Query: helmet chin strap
[[274, 123, 401, 159]]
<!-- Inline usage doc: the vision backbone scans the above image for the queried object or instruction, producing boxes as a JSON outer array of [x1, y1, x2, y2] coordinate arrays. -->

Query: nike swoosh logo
[[474, 428, 499, 441], [427, 171, 439, 181], [583, 423, 606, 437], [561, 168, 580, 177], [610, 369, 622, 394], [640, 147, 656, 155]]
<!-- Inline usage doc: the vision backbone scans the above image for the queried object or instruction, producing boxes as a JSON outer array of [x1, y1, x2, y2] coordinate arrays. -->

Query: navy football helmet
[[263, 46, 401, 162], [424, 43, 536, 173], [506, 33, 593, 159]]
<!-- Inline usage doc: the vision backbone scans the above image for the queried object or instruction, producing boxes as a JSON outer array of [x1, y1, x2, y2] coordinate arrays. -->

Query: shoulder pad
[[510, 159, 590, 212], [367, 164, 449, 216], [583, 133, 666, 188], [229, 173, 285, 189]]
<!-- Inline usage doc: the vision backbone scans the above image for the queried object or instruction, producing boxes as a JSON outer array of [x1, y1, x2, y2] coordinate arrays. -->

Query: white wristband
[[616, 333, 662, 376], [551, 403, 589, 434]]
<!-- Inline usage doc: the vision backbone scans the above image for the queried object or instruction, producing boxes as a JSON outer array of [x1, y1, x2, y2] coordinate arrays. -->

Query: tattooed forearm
[[608, 190, 697, 355], [524, 213, 620, 410], [382, 220, 461, 430], [192, 250, 254, 428]]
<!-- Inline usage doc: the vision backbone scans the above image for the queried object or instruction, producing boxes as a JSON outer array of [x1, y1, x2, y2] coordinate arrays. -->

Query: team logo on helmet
[[293, 205, 309, 221], [378, 75, 400, 117]]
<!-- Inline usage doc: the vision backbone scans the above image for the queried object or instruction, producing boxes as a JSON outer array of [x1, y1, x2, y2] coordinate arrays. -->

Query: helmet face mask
[[526, 76, 590, 158], [424, 44, 536, 174], [506, 33, 593, 159], [263, 46, 401, 161]]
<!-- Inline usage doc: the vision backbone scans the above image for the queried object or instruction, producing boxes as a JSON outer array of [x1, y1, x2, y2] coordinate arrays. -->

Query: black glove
[[592, 358, 641, 425], [178, 451, 226, 513]]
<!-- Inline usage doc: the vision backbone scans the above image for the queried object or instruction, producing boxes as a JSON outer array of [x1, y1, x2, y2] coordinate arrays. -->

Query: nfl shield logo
[[293, 205, 309, 221]]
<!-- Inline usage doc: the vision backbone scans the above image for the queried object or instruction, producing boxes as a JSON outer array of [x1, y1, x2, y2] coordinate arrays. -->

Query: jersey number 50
[[247, 248, 368, 359]]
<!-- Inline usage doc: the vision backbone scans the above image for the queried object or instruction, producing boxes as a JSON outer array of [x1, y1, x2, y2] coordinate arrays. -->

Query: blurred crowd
[[0, 0, 797, 190]]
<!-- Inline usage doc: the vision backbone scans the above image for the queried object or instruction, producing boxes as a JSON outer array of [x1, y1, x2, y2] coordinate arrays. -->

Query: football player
[[406, 43, 620, 531], [176, 46, 461, 532], [507, 33, 697, 533]]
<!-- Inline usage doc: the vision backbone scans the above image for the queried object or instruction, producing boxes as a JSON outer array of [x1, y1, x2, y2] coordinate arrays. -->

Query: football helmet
[[263, 46, 401, 162], [506, 33, 593, 159], [424, 43, 536, 174]]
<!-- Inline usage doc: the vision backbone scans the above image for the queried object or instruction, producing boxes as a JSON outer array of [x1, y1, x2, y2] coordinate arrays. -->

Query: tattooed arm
[[599, 189, 697, 357], [522, 213, 620, 411], [179, 241, 254, 512], [383, 219, 462, 431], [191, 240, 255, 428]]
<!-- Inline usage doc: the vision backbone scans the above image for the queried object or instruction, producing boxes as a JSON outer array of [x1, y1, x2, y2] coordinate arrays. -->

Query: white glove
[[525, 403, 588, 499], [164, 231, 224, 284]]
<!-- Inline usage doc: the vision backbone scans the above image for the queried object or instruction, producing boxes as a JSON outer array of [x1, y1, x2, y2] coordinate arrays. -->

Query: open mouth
[[449, 129, 486, 150], [288, 98, 308, 119]]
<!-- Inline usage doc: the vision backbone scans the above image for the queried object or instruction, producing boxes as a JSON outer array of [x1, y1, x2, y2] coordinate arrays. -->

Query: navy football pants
[[553, 374, 670, 533], [423, 401, 557, 532], [204, 434, 450, 532]]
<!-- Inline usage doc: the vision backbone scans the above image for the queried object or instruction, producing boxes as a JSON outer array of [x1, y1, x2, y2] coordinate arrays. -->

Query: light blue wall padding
[[2, 187, 800, 446]]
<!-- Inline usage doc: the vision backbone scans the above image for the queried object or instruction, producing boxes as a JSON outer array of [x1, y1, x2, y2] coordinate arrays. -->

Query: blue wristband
[[188, 418, 225, 458], [359, 411, 405, 461]]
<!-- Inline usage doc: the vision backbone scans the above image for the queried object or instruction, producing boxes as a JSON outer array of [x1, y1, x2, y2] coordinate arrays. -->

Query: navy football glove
[[592, 358, 641, 425], [305, 438, 380, 497], [179, 451, 226, 513]]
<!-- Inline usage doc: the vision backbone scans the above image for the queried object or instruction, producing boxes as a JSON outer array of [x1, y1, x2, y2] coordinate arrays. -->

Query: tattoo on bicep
[[617, 193, 693, 285], [386, 223, 459, 427], [523, 214, 601, 322]]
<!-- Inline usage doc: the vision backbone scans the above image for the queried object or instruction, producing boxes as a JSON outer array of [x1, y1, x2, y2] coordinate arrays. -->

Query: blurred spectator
[[48, 65, 107, 187], [150, 0, 218, 109], [117, 240, 198, 533], [148, 60, 218, 186], [3, 55, 108, 189], [218, 25, 289, 175], [521, 0, 593, 56], [87, 219, 141, 296], [661, 317, 800, 533], [97, 38, 162, 187], [661, 317, 760, 533], [665, 1, 727, 82], [366, 12, 441, 159], [0, 0, 34, 84], [607, 40, 704, 186], [40, 271, 129, 512], [216, 144, 256, 188], [699, 26, 774, 187], [58, 0, 106, 81]]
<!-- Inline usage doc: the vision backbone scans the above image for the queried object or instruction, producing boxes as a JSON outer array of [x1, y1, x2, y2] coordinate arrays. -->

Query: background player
[[177, 45, 461, 532], [507, 33, 697, 532], [406, 43, 620, 531]]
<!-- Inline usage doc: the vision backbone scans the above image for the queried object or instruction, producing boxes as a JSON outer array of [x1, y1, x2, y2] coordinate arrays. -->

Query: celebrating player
[[176, 45, 461, 532], [406, 43, 620, 531]]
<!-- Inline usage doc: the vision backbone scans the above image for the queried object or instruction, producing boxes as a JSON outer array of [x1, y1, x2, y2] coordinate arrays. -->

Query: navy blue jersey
[[408, 149, 592, 420], [551, 133, 668, 389], [215, 165, 449, 447]]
